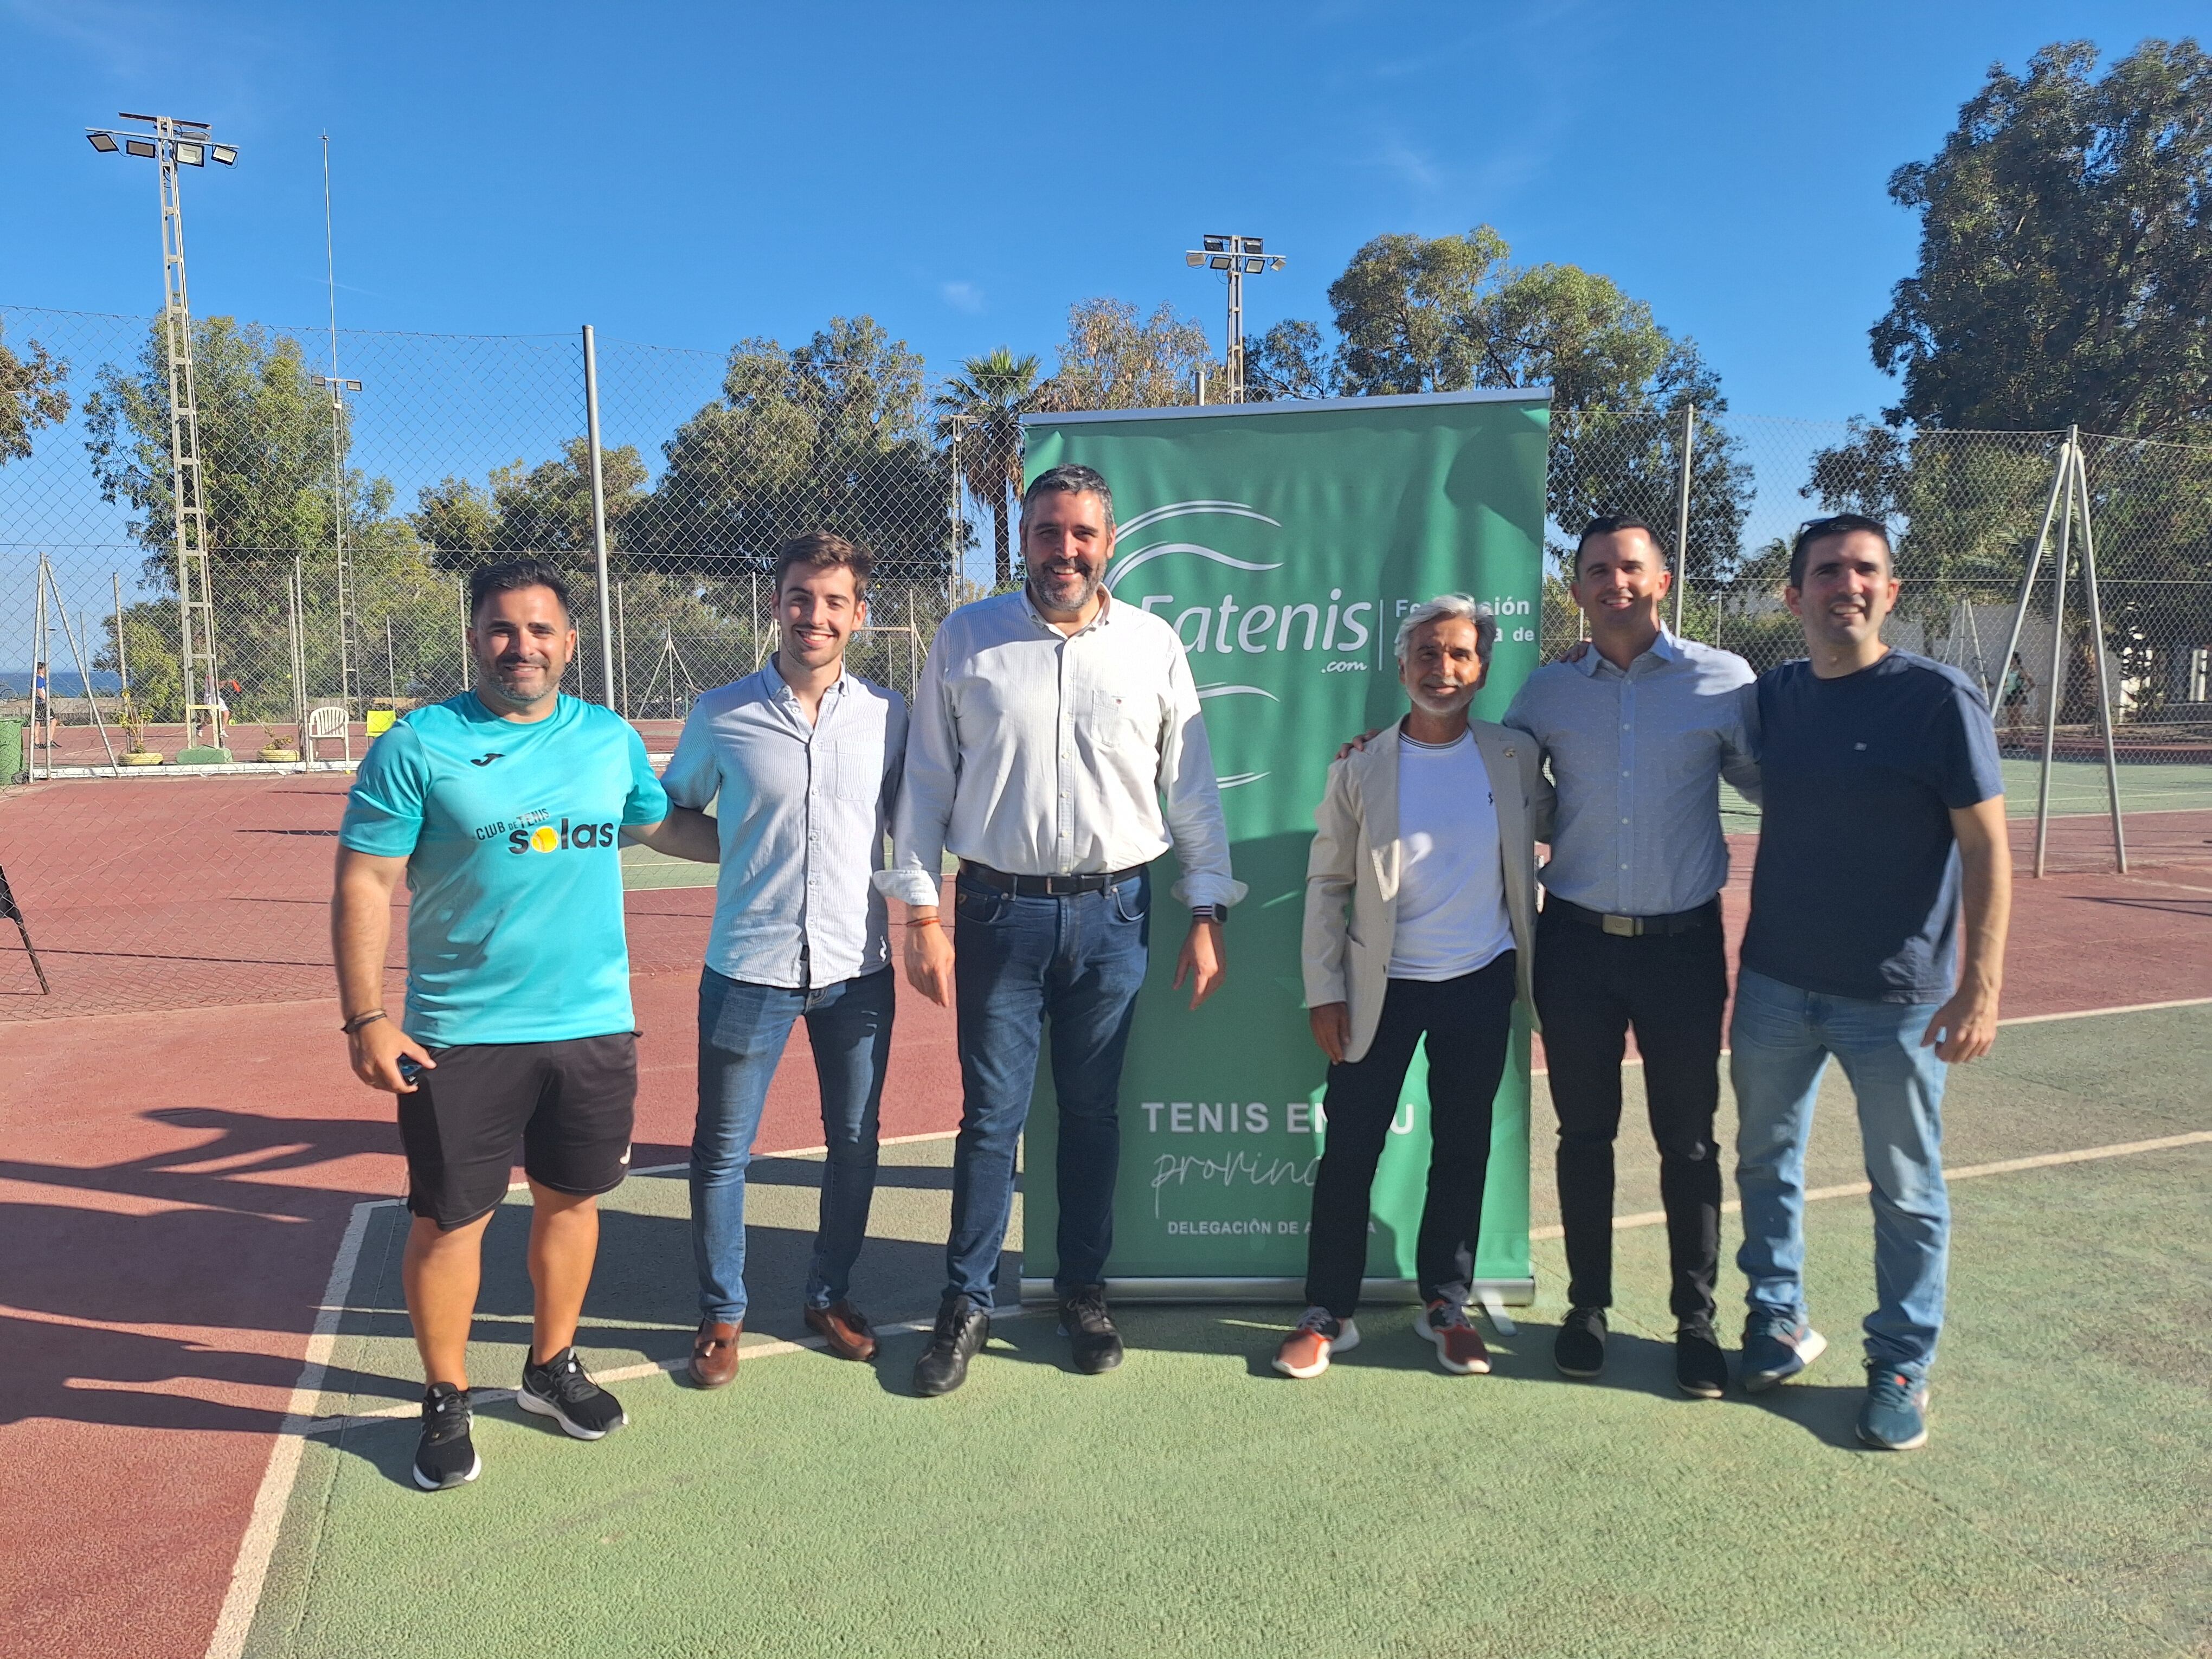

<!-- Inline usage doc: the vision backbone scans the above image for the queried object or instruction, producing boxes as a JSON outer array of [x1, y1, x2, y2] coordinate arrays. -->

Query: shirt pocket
[[822, 739, 883, 803], [1084, 685, 1158, 761]]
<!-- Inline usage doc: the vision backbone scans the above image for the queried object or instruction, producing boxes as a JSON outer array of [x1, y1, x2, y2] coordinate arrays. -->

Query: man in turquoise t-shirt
[[333, 557, 715, 1491]]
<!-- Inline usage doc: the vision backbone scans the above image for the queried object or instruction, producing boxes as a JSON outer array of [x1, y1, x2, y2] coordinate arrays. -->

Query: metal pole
[[581, 324, 618, 708], [2070, 441, 2128, 873], [290, 557, 311, 770], [386, 616, 397, 701], [45, 560, 118, 770], [615, 578, 628, 718], [1225, 263, 1244, 403], [112, 573, 129, 697], [1991, 436, 2072, 713], [2033, 429, 2077, 878], [31, 559, 48, 777], [1670, 402, 1696, 638], [460, 583, 471, 692]]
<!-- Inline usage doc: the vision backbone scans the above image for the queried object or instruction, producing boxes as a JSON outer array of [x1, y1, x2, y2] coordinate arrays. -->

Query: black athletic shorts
[[396, 1033, 637, 1230]]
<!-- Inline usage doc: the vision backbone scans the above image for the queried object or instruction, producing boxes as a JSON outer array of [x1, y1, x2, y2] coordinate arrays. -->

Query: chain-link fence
[[4, 300, 2208, 1017]]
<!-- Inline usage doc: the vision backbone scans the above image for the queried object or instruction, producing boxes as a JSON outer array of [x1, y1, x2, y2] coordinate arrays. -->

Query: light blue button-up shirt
[[1502, 630, 1759, 917], [662, 664, 907, 989]]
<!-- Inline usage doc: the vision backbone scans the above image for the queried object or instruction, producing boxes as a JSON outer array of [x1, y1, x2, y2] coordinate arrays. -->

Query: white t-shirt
[[1386, 728, 1515, 981]]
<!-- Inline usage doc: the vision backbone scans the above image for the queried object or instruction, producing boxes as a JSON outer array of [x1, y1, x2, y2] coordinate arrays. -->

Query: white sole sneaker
[[1271, 1318, 1360, 1379], [516, 1384, 623, 1441], [412, 1449, 481, 1491], [1742, 1326, 1828, 1392], [1416, 1310, 1491, 1375]]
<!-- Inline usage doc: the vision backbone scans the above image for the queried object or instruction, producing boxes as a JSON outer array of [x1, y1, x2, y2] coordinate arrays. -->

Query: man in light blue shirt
[[659, 532, 908, 1386], [1502, 513, 1759, 1399]]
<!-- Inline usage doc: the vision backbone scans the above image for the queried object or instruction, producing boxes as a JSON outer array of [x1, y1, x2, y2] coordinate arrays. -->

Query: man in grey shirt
[[1503, 512, 1759, 1399], [660, 531, 908, 1388]]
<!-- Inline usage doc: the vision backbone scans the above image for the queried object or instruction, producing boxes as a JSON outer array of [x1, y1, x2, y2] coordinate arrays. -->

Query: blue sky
[[1, 1, 2202, 422]]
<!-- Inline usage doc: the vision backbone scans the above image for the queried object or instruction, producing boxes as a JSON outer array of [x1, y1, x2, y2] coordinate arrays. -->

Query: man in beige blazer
[[1275, 594, 1552, 1380]]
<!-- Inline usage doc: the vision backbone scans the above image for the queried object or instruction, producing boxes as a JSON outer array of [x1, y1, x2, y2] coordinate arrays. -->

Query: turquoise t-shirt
[[339, 693, 670, 1046]]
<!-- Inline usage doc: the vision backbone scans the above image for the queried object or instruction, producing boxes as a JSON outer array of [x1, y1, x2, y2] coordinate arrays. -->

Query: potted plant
[[117, 689, 163, 766]]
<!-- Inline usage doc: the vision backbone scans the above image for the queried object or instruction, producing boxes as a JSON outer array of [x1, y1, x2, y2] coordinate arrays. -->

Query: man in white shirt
[[880, 464, 1243, 1396], [1278, 595, 1551, 1379], [660, 532, 908, 1388]]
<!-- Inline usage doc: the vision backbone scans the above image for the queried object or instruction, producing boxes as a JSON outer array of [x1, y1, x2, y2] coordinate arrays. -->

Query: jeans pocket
[[1110, 875, 1150, 924], [953, 884, 1012, 927]]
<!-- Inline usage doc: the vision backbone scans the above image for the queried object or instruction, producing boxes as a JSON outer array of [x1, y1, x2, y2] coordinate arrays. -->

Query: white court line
[[200, 996, 2210, 1659]]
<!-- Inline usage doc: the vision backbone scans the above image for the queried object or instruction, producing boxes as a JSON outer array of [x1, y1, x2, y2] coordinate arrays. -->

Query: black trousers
[[1532, 904, 1726, 1324], [1304, 954, 1516, 1319]]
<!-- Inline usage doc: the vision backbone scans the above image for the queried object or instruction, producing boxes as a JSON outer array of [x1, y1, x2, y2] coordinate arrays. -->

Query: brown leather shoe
[[689, 1319, 741, 1388], [803, 1300, 878, 1362]]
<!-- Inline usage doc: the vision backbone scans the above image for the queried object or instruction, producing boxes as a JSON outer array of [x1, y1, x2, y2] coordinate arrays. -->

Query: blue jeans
[[1729, 967, 1951, 1377], [691, 965, 894, 1323], [946, 869, 1150, 1309]]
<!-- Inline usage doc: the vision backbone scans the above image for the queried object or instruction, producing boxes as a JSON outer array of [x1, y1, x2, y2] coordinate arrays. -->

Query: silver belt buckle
[[1600, 912, 1638, 937]]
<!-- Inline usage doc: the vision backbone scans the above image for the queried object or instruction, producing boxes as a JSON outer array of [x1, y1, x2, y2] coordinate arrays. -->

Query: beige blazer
[[1301, 718, 1554, 1064]]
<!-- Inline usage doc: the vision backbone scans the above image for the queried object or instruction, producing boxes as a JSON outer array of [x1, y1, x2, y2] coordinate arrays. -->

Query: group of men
[[331, 462, 2009, 1494]]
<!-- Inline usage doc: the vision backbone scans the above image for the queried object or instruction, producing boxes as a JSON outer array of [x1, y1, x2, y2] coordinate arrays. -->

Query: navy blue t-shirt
[[1742, 652, 2003, 1004]]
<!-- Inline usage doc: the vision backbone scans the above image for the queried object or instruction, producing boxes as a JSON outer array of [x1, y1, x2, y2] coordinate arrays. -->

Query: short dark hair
[[1790, 513, 1892, 589], [771, 530, 874, 598], [1020, 462, 1115, 530], [469, 557, 573, 622], [1573, 512, 1669, 578]]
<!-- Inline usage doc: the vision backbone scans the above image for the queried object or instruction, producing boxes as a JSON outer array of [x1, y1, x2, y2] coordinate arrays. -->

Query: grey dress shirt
[[878, 589, 1244, 909], [1502, 630, 1759, 917], [662, 664, 906, 989]]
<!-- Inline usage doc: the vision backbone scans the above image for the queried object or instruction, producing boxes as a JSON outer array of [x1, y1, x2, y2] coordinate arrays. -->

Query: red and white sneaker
[[1419, 1297, 1491, 1374], [1272, 1307, 1360, 1378]]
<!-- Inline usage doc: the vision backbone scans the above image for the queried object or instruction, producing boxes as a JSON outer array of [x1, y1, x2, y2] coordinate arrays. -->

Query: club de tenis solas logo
[[470, 806, 618, 854]]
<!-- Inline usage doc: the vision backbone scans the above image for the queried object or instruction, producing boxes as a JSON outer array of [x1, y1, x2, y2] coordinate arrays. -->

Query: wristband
[[907, 916, 942, 928], [342, 1009, 387, 1036]]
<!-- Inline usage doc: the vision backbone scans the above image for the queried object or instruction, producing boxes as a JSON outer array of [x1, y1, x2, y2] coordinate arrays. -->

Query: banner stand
[[1018, 1276, 1537, 1306]]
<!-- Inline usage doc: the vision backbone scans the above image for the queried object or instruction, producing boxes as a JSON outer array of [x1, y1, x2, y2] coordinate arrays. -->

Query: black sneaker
[[1057, 1285, 1124, 1374], [912, 1294, 990, 1397], [1675, 1323, 1727, 1399], [1554, 1306, 1607, 1378], [517, 1346, 627, 1440], [413, 1382, 480, 1491]]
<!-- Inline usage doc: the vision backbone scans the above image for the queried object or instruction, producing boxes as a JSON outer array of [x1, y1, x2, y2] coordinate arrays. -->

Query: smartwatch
[[1189, 904, 1229, 925]]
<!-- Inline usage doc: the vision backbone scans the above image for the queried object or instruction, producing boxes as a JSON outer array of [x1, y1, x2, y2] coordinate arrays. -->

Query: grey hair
[[1394, 593, 1497, 664], [1020, 462, 1116, 530]]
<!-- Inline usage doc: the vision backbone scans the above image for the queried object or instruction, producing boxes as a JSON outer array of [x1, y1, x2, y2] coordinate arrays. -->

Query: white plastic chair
[[304, 704, 351, 767]]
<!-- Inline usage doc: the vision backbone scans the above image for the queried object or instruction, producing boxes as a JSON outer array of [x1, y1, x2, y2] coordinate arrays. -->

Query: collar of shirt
[[759, 661, 853, 726], [1575, 626, 1682, 679], [1018, 585, 1114, 640]]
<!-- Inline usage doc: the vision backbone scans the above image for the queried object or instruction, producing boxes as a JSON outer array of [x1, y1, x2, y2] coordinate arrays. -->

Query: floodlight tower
[[87, 113, 240, 757], [1184, 234, 1285, 403]]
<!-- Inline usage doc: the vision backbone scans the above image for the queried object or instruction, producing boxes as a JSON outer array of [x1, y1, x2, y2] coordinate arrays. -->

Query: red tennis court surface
[[2, 774, 2208, 1658]]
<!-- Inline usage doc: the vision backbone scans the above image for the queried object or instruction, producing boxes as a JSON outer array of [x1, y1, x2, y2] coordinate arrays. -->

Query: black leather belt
[[1545, 896, 1720, 937], [960, 860, 1145, 897]]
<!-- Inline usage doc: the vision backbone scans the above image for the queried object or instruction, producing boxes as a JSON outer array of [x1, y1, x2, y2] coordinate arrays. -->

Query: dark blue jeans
[[692, 965, 894, 1324], [946, 869, 1150, 1308]]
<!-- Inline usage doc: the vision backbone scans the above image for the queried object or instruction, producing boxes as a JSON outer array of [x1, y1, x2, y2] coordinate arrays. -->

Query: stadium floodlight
[[85, 111, 242, 755], [1181, 232, 1287, 404]]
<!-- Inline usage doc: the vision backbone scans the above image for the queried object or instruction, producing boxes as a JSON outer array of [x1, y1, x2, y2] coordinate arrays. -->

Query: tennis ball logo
[[506, 818, 618, 854]]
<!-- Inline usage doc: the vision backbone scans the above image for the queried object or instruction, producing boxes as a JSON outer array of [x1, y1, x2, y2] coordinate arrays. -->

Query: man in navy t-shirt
[[1732, 514, 2011, 1452]]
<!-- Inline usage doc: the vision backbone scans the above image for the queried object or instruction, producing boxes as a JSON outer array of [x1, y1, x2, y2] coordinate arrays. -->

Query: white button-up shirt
[[663, 665, 906, 989], [878, 589, 1245, 910], [1502, 630, 1760, 917]]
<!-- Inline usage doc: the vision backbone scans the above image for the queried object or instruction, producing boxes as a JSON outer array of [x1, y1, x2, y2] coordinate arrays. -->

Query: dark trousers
[[1533, 903, 1727, 1325], [945, 870, 1150, 1309], [1304, 954, 1517, 1319]]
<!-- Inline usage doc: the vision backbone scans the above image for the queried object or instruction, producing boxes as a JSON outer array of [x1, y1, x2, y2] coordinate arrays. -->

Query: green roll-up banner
[[1018, 389, 1551, 1302]]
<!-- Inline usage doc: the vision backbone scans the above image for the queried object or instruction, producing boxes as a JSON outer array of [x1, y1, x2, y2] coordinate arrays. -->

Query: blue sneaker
[[1857, 1367, 1931, 1450], [1739, 1316, 1827, 1392]]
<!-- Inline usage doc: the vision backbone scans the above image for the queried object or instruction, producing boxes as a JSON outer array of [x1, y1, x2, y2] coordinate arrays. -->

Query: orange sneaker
[[1272, 1307, 1360, 1378], [1419, 1297, 1491, 1374]]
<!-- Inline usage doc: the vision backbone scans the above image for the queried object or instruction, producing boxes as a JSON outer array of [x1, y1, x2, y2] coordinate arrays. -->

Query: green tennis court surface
[[243, 1005, 2210, 1658], [1718, 756, 2212, 832]]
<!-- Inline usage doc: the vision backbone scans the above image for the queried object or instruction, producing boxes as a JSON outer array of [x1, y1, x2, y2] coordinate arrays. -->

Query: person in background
[[882, 463, 1242, 1397], [1731, 513, 2011, 1451], [1502, 513, 1759, 1399], [660, 532, 906, 1387], [1278, 595, 1550, 1380]]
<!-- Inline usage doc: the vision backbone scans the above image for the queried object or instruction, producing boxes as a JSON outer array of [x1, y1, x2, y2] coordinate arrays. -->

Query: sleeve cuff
[[873, 867, 944, 906], [1169, 873, 1249, 908]]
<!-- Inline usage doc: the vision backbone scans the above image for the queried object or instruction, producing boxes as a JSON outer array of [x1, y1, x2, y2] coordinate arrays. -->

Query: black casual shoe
[[1554, 1306, 1608, 1378], [1057, 1285, 1125, 1375], [912, 1294, 990, 1397], [517, 1346, 627, 1440], [412, 1382, 480, 1491], [1675, 1323, 1728, 1399]]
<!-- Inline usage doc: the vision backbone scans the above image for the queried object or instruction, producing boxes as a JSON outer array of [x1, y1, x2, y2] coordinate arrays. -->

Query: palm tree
[[935, 348, 1041, 589]]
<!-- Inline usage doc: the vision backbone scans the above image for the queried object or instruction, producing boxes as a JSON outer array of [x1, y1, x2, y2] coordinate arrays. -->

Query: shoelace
[[1065, 1290, 1110, 1330], [1867, 1369, 1918, 1406], [1294, 1306, 1336, 1336], [1429, 1300, 1472, 1332], [541, 1353, 600, 1404], [423, 1390, 470, 1441]]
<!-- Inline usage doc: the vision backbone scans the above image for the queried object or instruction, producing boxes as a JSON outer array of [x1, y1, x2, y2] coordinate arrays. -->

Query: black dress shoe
[[1554, 1306, 1607, 1378], [912, 1294, 990, 1397], [1058, 1284, 1124, 1374], [1675, 1323, 1727, 1399]]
